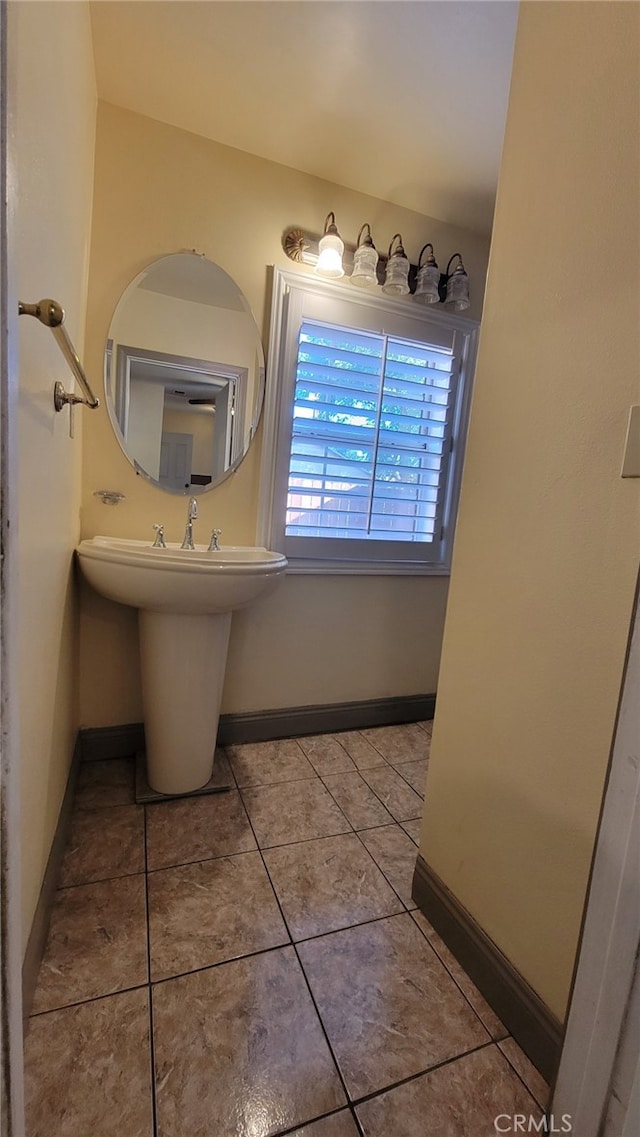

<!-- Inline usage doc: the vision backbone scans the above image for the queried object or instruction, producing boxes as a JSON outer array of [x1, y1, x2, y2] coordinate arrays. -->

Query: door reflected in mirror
[[105, 252, 265, 494]]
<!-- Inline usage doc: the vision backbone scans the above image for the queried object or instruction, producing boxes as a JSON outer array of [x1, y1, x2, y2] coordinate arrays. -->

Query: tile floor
[[24, 722, 549, 1137]]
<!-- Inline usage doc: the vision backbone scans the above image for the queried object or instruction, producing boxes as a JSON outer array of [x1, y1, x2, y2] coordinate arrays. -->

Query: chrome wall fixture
[[93, 490, 125, 505], [282, 215, 470, 310], [18, 298, 100, 412]]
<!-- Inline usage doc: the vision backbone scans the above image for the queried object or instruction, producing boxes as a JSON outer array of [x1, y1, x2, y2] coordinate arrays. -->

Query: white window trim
[[258, 267, 479, 575]]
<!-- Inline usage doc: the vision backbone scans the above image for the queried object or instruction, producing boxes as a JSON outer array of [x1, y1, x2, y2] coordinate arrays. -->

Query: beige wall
[[420, 0, 640, 1021], [79, 103, 489, 725], [12, 1, 96, 949]]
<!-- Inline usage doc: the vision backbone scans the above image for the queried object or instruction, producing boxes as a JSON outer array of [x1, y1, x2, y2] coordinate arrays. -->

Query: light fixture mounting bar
[[281, 226, 470, 310]]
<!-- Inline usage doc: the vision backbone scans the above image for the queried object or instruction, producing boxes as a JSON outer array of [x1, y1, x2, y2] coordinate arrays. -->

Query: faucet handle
[[152, 524, 167, 548], [208, 528, 222, 552]]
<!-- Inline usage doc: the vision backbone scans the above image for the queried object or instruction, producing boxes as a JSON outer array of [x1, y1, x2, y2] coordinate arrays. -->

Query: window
[[258, 269, 478, 574]]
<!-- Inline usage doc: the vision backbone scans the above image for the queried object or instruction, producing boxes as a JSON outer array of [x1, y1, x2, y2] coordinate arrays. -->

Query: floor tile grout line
[[357, 765, 425, 821], [42, 726, 513, 1135], [330, 753, 424, 823], [233, 790, 354, 1113], [496, 1040, 549, 1112], [352, 826, 417, 912], [400, 820, 420, 847], [270, 1104, 363, 1137], [234, 730, 389, 779], [323, 758, 422, 828], [228, 772, 320, 791], [142, 755, 292, 993], [356, 725, 430, 768], [389, 756, 429, 771], [295, 735, 359, 779], [271, 823, 486, 1114], [143, 806, 160, 1137], [229, 785, 295, 949], [59, 811, 425, 885], [387, 761, 427, 799], [146, 844, 266, 878], [134, 911, 434, 990], [350, 1103, 367, 1137], [224, 739, 320, 787], [149, 940, 293, 989], [28, 980, 150, 1020], [409, 909, 505, 1042], [221, 737, 321, 788], [226, 725, 432, 788], [216, 748, 240, 788], [229, 751, 425, 822], [319, 771, 396, 831], [145, 815, 419, 874], [290, 936, 352, 1108], [292, 909, 417, 949], [349, 1036, 498, 1110], [55, 866, 147, 893], [28, 912, 420, 1020], [236, 775, 354, 850], [260, 839, 410, 937], [145, 779, 261, 871], [57, 864, 146, 891], [28, 967, 501, 1115], [225, 736, 420, 827]]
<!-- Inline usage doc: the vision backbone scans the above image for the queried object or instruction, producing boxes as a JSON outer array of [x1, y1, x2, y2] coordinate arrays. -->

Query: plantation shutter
[[285, 319, 456, 545]]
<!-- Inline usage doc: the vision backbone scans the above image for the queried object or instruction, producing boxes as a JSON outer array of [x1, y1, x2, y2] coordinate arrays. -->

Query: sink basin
[[76, 536, 287, 796], [76, 536, 288, 614]]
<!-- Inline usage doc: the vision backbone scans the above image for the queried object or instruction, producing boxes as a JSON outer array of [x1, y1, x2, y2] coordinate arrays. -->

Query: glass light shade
[[351, 243, 379, 288], [316, 232, 344, 279], [382, 253, 410, 296], [445, 268, 470, 311], [413, 262, 441, 304]]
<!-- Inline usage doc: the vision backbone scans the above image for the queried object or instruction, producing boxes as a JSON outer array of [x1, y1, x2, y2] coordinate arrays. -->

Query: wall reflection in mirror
[[104, 252, 265, 494]]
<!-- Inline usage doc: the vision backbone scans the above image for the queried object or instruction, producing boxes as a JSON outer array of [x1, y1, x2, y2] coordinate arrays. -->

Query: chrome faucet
[[180, 496, 198, 550], [208, 528, 222, 551], [152, 523, 166, 548]]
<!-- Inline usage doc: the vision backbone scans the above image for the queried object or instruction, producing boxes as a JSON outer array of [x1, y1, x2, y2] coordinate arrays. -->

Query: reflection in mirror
[[104, 253, 265, 494]]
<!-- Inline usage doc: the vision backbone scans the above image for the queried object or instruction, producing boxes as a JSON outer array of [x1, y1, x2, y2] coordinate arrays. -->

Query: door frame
[[0, 0, 25, 1132], [552, 574, 640, 1133]]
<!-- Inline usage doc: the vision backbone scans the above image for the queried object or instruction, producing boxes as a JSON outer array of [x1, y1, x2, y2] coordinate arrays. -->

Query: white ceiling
[[90, 0, 519, 236]]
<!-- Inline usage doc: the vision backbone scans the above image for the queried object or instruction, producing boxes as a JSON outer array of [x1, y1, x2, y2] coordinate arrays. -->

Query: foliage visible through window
[[259, 270, 477, 572], [285, 320, 454, 543]]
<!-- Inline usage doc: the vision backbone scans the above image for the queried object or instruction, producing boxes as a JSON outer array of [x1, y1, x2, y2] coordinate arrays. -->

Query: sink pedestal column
[[138, 610, 232, 795]]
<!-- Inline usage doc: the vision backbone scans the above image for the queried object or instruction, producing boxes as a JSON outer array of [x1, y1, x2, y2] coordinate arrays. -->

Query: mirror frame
[[104, 252, 266, 495]]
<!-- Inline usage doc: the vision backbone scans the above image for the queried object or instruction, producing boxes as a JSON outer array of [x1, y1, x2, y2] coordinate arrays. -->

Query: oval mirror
[[104, 252, 265, 494]]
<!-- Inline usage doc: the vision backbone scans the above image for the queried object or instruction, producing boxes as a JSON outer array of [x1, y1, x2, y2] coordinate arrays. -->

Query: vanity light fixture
[[381, 234, 410, 296], [315, 212, 345, 279], [350, 223, 379, 288], [281, 221, 471, 309], [443, 253, 471, 311], [413, 243, 441, 305]]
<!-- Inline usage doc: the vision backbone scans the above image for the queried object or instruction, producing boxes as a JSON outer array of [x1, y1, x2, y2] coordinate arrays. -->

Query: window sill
[[283, 558, 451, 576]]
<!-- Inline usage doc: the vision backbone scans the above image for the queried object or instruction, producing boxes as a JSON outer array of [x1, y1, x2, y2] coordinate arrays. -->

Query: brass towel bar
[[18, 298, 100, 412]]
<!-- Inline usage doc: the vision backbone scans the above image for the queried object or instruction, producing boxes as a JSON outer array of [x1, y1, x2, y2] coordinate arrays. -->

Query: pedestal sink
[[76, 537, 287, 795]]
